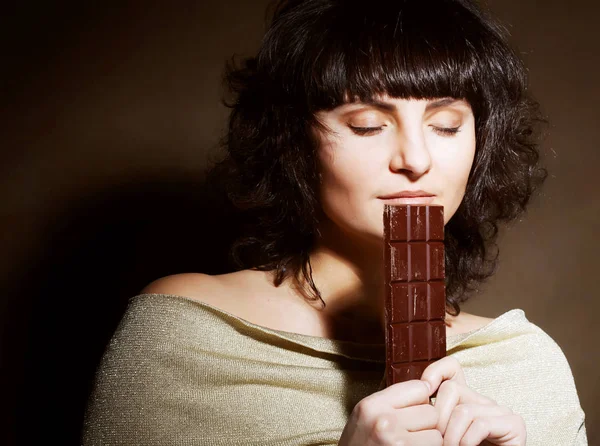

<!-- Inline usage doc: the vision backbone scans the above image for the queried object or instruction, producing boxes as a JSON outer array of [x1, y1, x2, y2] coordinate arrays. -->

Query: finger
[[458, 414, 526, 446], [372, 422, 443, 445], [443, 405, 514, 445], [371, 407, 439, 443], [366, 379, 431, 410], [420, 356, 466, 394], [397, 404, 439, 431], [405, 429, 443, 446], [434, 381, 498, 434]]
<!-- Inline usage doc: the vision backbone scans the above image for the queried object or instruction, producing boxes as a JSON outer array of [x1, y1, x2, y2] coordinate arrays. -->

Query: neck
[[296, 220, 387, 342]]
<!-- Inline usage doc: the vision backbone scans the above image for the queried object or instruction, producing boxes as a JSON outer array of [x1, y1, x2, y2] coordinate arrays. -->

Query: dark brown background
[[1, 1, 598, 444]]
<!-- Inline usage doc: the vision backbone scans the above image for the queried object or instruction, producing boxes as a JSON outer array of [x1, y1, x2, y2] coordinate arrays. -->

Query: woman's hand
[[421, 357, 526, 446], [338, 379, 442, 445]]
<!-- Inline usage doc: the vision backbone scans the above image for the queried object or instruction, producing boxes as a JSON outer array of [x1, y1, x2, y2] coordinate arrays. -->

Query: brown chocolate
[[383, 204, 446, 387]]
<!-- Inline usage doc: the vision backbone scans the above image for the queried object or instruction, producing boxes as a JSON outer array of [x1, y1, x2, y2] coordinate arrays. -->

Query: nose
[[389, 129, 432, 177]]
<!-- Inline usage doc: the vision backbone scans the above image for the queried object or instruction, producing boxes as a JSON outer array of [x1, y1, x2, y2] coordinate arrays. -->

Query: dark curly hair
[[209, 0, 547, 315]]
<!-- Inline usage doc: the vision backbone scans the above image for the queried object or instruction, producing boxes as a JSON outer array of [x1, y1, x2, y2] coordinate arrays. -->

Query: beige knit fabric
[[82, 293, 587, 445]]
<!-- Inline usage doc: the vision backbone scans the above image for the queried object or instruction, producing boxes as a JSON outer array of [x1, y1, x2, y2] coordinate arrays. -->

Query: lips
[[377, 190, 437, 205], [378, 190, 435, 199]]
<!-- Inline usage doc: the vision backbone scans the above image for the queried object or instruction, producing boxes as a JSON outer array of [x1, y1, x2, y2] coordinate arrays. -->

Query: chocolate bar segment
[[384, 205, 446, 387]]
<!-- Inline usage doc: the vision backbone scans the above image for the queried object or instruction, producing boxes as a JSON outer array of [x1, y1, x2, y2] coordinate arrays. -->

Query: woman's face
[[314, 95, 476, 245]]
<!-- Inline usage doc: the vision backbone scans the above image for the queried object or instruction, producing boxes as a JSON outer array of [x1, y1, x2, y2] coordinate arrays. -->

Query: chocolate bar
[[383, 205, 446, 387]]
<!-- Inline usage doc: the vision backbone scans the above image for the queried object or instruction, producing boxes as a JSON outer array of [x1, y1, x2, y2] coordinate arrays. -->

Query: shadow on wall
[[2, 173, 241, 445]]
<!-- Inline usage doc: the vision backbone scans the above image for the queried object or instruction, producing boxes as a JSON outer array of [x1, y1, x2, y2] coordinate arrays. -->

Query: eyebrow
[[350, 97, 464, 113], [425, 97, 464, 111]]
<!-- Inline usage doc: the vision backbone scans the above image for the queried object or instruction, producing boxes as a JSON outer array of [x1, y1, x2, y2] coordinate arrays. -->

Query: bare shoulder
[[462, 312, 494, 330], [139, 270, 305, 330], [140, 272, 246, 311], [140, 273, 224, 305], [446, 311, 494, 335]]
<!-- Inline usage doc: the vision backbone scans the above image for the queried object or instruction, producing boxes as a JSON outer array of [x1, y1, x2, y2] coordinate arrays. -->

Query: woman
[[83, 0, 587, 444]]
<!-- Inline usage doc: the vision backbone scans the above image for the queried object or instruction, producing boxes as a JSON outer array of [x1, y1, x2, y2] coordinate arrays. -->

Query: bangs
[[269, 0, 509, 113]]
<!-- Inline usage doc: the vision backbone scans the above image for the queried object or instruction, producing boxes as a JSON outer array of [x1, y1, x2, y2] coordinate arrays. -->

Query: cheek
[[446, 151, 474, 189], [436, 136, 476, 216], [457, 140, 476, 189], [318, 143, 380, 199], [316, 142, 384, 230]]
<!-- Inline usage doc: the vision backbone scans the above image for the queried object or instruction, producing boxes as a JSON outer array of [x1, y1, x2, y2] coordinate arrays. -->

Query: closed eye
[[432, 126, 461, 136], [349, 125, 384, 136], [349, 125, 461, 136]]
